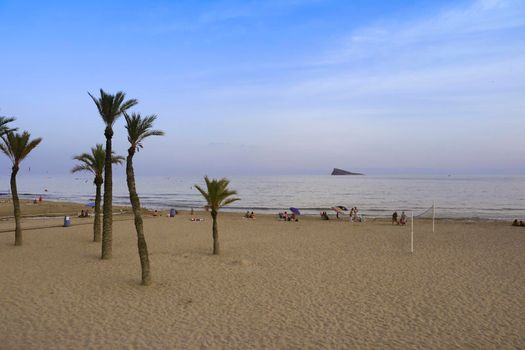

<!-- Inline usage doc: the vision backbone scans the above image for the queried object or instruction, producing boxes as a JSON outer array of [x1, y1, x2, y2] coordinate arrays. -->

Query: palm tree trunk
[[101, 127, 113, 259], [126, 148, 151, 286], [10, 165, 21, 246], [93, 177, 103, 242], [212, 211, 219, 255]]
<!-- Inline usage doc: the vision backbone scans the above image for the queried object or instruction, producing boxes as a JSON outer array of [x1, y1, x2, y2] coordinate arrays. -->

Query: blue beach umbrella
[[289, 207, 301, 215], [86, 202, 96, 208]]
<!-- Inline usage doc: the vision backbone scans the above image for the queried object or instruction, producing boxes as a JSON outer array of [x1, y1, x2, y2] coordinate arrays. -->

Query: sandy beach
[[0, 202, 524, 349]]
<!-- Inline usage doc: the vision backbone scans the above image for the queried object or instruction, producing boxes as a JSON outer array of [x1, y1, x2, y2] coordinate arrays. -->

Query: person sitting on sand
[[512, 219, 520, 226], [79, 210, 85, 218], [392, 211, 399, 225], [320, 211, 329, 220], [283, 211, 288, 221], [399, 211, 407, 226], [521, 220, 525, 227], [245, 211, 250, 218], [249, 211, 255, 219]]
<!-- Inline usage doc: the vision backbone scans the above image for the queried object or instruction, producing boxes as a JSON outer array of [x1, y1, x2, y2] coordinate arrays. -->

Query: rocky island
[[331, 168, 364, 175]]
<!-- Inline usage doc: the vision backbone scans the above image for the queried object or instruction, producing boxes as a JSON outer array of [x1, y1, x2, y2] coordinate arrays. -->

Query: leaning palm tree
[[194, 176, 240, 255], [71, 145, 124, 242], [124, 112, 164, 285], [89, 89, 138, 259], [0, 132, 42, 246]]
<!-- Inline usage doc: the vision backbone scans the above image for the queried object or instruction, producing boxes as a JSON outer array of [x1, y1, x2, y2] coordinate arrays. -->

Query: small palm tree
[[194, 176, 240, 255], [0, 132, 42, 246], [71, 145, 124, 242], [124, 112, 164, 285], [89, 89, 138, 259]]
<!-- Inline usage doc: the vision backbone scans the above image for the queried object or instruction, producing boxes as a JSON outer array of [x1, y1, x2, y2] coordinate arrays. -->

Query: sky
[[0, 0, 524, 176]]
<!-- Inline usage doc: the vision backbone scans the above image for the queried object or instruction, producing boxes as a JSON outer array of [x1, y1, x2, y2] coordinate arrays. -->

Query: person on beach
[[399, 211, 407, 225], [79, 210, 85, 218], [245, 211, 250, 218], [512, 219, 519, 226], [249, 211, 255, 219], [320, 211, 329, 220], [392, 211, 399, 225]]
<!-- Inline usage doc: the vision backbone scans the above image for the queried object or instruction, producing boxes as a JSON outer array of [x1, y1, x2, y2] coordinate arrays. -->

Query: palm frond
[[0, 131, 42, 165], [71, 164, 93, 174], [89, 89, 138, 126], [194, 184, 210, 205], [0, 116, 17, 136], [111, 154, 125, 164], [221, 197, 240, 207], [124, 112, 164, 150], [194, 176, 240, 211], [71, 144, 123, 177]]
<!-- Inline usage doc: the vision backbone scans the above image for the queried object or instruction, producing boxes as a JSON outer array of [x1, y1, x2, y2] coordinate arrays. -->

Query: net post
[[411, 211, 414, 253], [432, 201, 435, 233]]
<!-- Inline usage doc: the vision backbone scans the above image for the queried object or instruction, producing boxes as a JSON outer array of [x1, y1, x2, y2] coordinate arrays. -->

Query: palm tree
[[71, 145, 124, 242], [194, 176, 240, 255], [89, 89, 138, 259], [0, 132, 42, 246], [124, 112, 164, 285]]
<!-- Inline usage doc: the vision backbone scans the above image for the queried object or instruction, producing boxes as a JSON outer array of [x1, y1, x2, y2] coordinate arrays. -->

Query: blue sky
[[0, 0, 524, 176]]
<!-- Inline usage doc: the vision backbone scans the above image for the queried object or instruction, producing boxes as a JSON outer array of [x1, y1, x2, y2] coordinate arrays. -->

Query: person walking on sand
[[399, 211, 407, 226], [392, 211, 399, 225]]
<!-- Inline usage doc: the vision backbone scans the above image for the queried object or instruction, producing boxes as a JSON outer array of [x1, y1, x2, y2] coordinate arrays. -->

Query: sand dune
[[0, 208, 524, 349]]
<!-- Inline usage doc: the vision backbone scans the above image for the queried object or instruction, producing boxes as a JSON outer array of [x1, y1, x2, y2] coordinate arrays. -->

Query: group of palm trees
[[70, 89, 164, 286], [1, 90, 240, 286]]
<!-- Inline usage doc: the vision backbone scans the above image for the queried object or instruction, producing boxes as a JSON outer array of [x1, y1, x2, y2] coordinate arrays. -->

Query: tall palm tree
[[124, 112, 164, 285], [89, 89, 137, 259], [194, 176, 240, 255], [71, 145, 124, 242], [0, 132, 42, 246]]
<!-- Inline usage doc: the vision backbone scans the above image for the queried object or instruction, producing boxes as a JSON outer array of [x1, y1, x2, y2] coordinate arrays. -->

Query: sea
[[1, 175, 524, 220]]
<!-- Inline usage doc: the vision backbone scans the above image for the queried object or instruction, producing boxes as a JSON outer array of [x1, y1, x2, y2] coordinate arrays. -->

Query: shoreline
[[0, 199, 522, 225]]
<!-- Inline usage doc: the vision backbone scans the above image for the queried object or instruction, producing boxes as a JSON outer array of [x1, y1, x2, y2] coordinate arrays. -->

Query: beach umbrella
[[289, 207, 301, 215], [336, 205, 348, 211], [331, 206, 345, 214], [86, 202, 96, 208]]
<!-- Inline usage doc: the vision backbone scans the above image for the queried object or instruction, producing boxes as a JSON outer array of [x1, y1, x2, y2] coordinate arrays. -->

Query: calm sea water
[[1, 175, 524, 220]]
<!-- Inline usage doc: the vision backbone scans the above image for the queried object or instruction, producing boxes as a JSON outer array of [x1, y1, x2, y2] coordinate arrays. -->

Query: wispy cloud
[[204, 0, 525, 109]]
